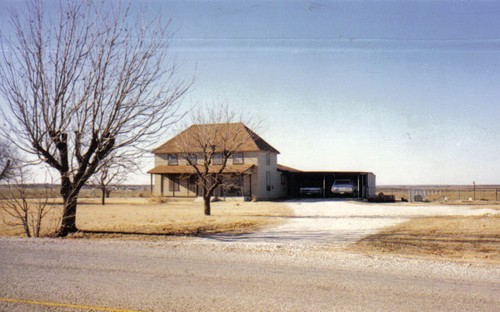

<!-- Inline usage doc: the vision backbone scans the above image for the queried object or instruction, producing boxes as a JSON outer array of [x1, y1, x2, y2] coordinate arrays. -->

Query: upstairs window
[[233, 152, 244, 165], [266, 153, 271, 166], [213, 153, 223, 165], [167, 154, 178, 166], [187, 153, 197, 165]]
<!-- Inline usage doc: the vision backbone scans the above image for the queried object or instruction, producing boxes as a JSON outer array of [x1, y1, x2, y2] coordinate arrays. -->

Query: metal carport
[[284, 171, 376, 199]]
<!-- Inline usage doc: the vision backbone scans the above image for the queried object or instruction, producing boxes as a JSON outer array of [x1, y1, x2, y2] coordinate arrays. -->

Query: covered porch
[[148, 164, 255, 198]]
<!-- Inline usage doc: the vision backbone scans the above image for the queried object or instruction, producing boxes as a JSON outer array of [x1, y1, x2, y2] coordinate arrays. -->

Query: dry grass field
[[0, 197, 293, 238], [2, 194, 500, 264], [352, 215, 500, 264], [377, 185, 500, 202]]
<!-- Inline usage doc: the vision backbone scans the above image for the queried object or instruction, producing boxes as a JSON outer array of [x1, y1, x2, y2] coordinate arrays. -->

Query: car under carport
[[279, 169, 376, 199]]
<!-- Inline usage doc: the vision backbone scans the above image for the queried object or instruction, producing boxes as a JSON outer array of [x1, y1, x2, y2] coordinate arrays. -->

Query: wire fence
[[375, 186, 500, 202]]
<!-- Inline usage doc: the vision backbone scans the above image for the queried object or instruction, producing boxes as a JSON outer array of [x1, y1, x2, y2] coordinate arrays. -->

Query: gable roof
[[153, 123, 280, 154]]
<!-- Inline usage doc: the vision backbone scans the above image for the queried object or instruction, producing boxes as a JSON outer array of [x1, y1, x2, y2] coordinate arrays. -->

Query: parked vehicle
[[331, 179, 356, 196], [299, 187, 322, 197]]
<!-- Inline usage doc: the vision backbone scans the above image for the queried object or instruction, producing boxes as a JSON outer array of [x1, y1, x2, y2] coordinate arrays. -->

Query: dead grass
[[0, 199, 62, 237], [351, 215, 500, 264], [377, 186, 500, 202], [4, 197, 499, 265], [0, 198, 293, 238]]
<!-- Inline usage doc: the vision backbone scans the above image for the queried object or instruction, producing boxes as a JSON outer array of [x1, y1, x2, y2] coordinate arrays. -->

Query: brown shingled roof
[[148, 164, 255, 174], [153, 123, 280, 154]]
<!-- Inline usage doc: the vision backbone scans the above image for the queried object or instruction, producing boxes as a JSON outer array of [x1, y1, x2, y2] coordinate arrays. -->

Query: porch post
[[249, 174, 252, 198], [172, 175, 176, 197], [160, 174, 164, 196]]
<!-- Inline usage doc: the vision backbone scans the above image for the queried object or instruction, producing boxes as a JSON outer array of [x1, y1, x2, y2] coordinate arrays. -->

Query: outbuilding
[[279, 169, 376, 199]]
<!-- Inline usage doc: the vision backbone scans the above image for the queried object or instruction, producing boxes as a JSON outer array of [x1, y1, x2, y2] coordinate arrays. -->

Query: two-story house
[[148, 123, 288, 200]]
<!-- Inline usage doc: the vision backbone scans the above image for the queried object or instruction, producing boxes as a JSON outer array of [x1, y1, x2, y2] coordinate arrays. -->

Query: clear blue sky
[[2, 0, 500, 185], [163, 0, 500, 185]]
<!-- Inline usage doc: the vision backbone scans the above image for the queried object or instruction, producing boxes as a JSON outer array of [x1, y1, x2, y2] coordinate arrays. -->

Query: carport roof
[[277, 164, 302, 172], [276, 164, 373, 175], [289, 170, 374, 176]]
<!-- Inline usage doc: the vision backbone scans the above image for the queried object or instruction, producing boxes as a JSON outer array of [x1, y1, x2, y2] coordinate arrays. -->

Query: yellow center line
[[0, 297, 144, 312]]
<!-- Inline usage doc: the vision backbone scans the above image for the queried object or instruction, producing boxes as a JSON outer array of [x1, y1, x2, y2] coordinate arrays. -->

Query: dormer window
[[233, 152, 244, 165], [167, 154, 178, 166]]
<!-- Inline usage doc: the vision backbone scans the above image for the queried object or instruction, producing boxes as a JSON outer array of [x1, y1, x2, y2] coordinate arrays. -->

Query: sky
[[2, 0, 500, 185]]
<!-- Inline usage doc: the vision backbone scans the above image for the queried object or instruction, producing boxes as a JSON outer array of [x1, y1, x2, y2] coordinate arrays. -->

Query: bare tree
[[0, 1, 189, 236], [0, 166, 59, 238], [175, 105, 260, 215], [88, 152, 139, 205]]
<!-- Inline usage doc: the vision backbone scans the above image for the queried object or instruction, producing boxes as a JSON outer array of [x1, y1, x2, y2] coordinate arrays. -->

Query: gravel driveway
[[214, 199, 499, 245]]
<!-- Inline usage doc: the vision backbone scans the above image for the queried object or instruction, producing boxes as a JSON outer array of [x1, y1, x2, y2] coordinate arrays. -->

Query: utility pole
[[473, 181, 476, 201]]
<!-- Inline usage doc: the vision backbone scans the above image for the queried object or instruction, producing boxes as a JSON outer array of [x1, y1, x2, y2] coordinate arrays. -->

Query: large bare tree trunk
[[59, 176, 79, 236], [60, 196, 78, 236]]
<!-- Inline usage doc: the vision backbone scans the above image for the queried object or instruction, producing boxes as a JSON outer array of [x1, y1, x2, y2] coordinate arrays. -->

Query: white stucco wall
[[250, 152, 286, 200]]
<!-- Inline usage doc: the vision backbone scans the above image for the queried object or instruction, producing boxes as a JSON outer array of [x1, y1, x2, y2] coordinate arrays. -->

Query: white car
[[331, 179, 356, 195]]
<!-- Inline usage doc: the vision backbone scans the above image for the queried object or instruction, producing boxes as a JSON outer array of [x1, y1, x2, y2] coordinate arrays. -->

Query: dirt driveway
[[214, 199, 499, 245]]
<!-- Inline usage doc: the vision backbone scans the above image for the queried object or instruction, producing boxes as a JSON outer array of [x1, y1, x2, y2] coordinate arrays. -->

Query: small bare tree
[[0, 166, 59, 238], [176, 105, 260, 215], [0, 1, 189, 236], [88, 152, 139, 205]]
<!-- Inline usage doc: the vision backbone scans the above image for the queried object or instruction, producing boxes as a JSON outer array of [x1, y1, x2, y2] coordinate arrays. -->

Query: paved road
[[1, 238, 499, 311]]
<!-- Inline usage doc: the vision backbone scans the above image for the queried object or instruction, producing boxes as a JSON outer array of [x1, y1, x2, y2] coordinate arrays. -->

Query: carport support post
[[249, 174, 252, 198], [323, 175, 326, 198], [357, 176, 360, 199]]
